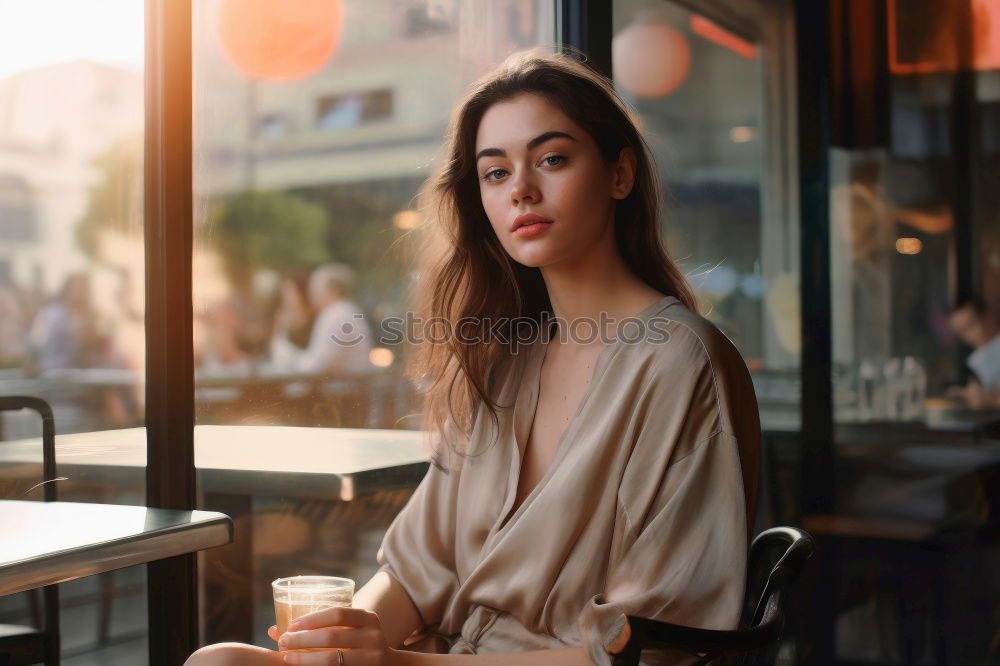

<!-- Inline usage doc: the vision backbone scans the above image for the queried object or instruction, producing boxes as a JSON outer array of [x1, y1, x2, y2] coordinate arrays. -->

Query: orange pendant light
[[217, 0, 344, 81]]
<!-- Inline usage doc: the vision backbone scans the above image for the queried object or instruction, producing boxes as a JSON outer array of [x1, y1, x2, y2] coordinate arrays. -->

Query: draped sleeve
[[575, 322, 758, 666], [376, 449, 463, 632]]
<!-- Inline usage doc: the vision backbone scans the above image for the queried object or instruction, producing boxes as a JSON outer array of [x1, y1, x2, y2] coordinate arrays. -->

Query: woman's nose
[[510, 172, 540, 205]]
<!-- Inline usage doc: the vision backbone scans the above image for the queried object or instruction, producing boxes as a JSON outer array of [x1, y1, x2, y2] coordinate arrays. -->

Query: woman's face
[[474, 93, 633, 270]]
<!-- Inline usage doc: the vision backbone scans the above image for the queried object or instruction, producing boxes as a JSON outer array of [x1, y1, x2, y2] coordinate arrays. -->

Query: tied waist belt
[[447, 605, 571, 654]]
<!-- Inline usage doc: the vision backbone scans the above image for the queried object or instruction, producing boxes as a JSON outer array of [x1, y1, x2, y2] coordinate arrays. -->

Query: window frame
[[144, 0, 196, 663]]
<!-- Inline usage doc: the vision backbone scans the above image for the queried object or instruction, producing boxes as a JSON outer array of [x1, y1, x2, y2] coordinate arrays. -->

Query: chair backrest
[[0, 395, 61, 665], [0, 395, 57, 501], [738, 526, 816, 665]]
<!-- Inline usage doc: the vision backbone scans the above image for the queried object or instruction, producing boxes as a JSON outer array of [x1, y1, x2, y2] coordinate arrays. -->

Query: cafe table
[[0, 425, 430, 642], [0, 499, 232, 596], [0, 425, 429, 501]]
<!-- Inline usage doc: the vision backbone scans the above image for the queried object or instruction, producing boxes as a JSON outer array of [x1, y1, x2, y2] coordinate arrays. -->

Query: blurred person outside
[[267, 270, 318, 367], [24, 272, 136, 430], [26, 272, 102, 374], [198, 296, 257, 377], [949, 296, 1000, 408], [270, 263, 373, 377]]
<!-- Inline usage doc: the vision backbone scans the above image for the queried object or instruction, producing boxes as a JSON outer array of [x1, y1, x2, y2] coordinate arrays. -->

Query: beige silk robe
[[376, 296, 761, 665]]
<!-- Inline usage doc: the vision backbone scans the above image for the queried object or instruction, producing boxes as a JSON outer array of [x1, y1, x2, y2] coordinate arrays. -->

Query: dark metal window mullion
[[144, 1, 197, 664], [557, 0, 612, 78], [951, 0, 978, 307], [795, 1, 835, 518]]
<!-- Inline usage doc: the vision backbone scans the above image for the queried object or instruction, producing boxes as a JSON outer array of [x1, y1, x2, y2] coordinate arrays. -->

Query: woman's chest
[[456, 341, 654, 535], [515, 344, 605, 499]]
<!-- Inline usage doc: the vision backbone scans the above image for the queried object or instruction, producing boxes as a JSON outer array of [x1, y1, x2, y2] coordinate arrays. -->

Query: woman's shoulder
[[624, 297, 746, 377], [620, 297, 760, 473], [624, 297, 757, 426]]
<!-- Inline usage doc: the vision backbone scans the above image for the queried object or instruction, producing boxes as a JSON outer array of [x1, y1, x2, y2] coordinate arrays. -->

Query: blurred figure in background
[[302, 263, 372, 376], [24, 272, 137, 430], [949, 295, 1000, 408], [198, 296, 255, 376], [268, 270, 316, 366], [26, 272, 101, 374]]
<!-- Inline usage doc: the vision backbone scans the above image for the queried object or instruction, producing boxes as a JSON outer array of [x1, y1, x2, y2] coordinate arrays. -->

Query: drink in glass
[[272, 575, 355, 636]]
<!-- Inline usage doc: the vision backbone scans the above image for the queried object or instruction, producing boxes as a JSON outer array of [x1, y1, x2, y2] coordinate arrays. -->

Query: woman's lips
[[513, 221, 552, 237], [511, 213, 553, 237]]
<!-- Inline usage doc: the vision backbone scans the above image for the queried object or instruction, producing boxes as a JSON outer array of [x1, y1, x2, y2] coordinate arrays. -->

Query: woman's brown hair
[[408, 50, 696, 464]]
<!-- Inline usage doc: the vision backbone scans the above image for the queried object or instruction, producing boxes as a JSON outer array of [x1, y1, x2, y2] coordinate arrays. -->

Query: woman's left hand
[[278, 606, 398, 666]]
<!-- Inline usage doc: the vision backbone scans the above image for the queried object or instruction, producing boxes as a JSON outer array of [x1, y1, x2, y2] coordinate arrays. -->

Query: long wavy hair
[[408, 51, 696, 463]]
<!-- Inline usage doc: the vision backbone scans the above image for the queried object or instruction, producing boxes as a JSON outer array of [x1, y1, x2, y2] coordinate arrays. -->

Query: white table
[[0, 500, 232, 596], [0, 425, 430, 501]]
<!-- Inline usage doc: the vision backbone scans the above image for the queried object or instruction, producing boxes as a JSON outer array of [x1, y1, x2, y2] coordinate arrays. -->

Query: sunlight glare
[[0, 0, 143, 79]]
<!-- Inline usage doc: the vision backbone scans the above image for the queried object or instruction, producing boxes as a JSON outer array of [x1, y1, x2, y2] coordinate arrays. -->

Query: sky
[[0, 0, 144, 79]]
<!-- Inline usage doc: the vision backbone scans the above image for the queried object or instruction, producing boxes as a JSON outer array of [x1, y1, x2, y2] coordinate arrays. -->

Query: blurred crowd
[[195, 263, 374, 379], [0, 260, 380, 433], [0, 262, 374, 376], [0, 263, 144, 432], [0, 268, 136, 377]]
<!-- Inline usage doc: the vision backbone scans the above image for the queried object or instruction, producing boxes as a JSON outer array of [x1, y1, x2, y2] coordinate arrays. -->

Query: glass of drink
[[272, 575, 355, 637]]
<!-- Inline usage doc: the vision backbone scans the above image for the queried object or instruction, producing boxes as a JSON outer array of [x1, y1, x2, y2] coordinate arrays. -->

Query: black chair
[[612, 526, 815, 666], [0, 396, 61, 666]]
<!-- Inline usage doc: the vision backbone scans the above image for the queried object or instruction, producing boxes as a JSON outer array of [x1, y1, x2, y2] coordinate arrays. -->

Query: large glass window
[[192, 0, 556, 644], [612, 0, 800, 430], [823, 3, 1000, 661], [830, 0, 1000, 428], [0, 1, 148, 661]]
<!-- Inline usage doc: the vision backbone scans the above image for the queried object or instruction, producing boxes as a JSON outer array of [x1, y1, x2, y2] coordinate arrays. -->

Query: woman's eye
[[541, 155, 565, 167], [482, 168, 508, 182]]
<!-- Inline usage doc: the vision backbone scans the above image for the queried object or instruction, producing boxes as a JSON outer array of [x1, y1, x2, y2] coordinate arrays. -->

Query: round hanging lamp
[[613, 20, 691, 98], [217, 0, 344, 81]]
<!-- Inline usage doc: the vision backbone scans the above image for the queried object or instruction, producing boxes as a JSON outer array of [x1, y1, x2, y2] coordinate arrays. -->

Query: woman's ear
[[610, 147, 637, 200]]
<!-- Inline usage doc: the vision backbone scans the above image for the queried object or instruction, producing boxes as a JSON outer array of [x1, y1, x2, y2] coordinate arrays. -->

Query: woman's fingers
[[288, 607, 378, 632], [280, 649, 368, 666], [277, 608, 390, 664], [268, 625, 280, 642], [280, 627, 375, 652]]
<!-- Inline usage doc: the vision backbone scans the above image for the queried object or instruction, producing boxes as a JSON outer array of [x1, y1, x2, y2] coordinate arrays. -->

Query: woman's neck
[[539, 249, 666, 339]]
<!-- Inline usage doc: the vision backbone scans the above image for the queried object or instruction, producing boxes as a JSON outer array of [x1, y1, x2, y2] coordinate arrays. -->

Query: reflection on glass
[[193, 0, 555, 646], [830, 150, 954, 423], [831, 1, 1000, 426]]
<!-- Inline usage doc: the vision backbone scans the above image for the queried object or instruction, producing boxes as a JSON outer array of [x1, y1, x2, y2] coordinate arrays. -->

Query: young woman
[[186, 51, 760, 666]]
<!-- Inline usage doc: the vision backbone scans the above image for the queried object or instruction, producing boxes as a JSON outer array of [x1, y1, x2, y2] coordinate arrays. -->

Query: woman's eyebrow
[[475, 131, 578, 161]]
